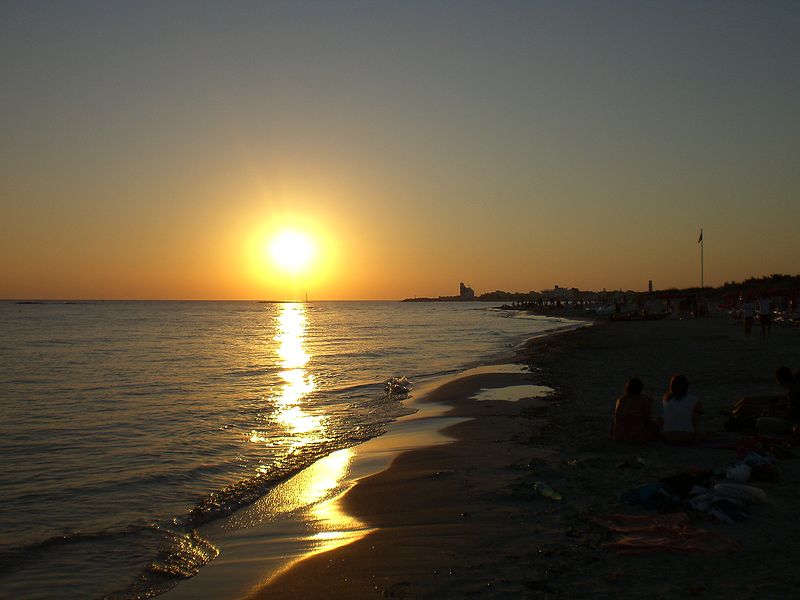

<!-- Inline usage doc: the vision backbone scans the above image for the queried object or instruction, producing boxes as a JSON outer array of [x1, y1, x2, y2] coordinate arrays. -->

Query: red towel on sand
[[599, 513, 739, 555]]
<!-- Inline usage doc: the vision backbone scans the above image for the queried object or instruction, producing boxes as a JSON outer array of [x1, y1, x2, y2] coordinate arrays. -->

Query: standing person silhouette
[[741, 297, 755, 336], [758, 292, 772, 338]]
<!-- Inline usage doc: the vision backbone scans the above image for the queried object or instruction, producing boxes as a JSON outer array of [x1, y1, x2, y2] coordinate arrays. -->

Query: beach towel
[[599, 513, 739, 555]]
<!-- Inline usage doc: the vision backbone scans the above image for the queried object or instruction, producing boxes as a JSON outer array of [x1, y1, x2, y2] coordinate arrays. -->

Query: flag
[[698, 229, 703, 244]]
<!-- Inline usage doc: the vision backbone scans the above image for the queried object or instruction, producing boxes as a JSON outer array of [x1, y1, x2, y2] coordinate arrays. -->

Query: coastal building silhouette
[[459, 282, 475, 300]]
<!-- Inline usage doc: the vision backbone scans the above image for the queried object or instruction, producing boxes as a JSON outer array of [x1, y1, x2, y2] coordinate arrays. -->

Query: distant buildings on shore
[[402, 282, 655, 304], [403, 273, 800, 311], [459, 282, 475, 300], [403, 282, 627, 303], [401, 274, 800, 309]]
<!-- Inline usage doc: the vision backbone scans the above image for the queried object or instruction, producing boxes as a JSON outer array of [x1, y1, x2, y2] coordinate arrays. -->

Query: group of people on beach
[[740, 292, 773, 337], [610, 367, 800, 445]]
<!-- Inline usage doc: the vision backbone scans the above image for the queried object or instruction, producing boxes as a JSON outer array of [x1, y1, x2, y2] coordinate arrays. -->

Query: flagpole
[[700, 227, 704, 289]]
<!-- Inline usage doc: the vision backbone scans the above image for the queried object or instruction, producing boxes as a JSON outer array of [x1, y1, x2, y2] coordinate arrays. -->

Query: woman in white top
[[661, 374, 704, 446]]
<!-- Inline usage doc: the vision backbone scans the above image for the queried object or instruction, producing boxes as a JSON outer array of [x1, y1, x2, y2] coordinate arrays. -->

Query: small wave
[[28, 339, 78, 347], [106, 529, 219, 600], [225, 366, 282, 378], [0, 531, 110, 576], [187, 442, 350, 527], [0, 524, 212, 578], [384, 376, 412, 398], [60, 461, 233, 500], [322, 380, 385, 396], [322, 371, 455, 398], [0, 524, 219, 600], [312, 349, 396, 360]]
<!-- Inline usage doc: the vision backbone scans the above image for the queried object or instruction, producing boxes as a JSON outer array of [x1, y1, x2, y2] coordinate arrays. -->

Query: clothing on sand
[[600, 513, 739, 555]]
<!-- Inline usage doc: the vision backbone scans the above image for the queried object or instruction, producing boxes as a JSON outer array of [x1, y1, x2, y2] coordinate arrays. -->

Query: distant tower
[[459, 282, 475, 300], [648, 280, 653, 293]]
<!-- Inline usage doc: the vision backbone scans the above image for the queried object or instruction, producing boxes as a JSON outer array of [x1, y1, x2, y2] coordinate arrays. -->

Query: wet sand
[[252, 314, 800, 599]]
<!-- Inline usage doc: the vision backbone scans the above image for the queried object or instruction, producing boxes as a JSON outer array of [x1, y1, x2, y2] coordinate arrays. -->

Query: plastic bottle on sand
[[533, 481, 563, 501]]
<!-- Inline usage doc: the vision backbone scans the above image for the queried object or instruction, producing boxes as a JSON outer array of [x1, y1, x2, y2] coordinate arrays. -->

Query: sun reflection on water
[[306, 448, 371, 550], [240, 303, 370, 593], [274, 304, 310, 370], [250, 303, 324, 451], [242, 446, 373, 594]]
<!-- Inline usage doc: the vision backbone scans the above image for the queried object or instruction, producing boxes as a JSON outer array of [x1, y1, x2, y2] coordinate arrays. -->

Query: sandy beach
[[252, 313, 799, 599]]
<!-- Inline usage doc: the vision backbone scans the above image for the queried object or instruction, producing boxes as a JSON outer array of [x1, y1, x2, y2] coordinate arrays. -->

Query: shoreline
[[254, 314, 800, 599], [160, 373, 475, 600], [161, 316, 591, 600], [162, 317, 584, 600], [249, 367, 556, 599]]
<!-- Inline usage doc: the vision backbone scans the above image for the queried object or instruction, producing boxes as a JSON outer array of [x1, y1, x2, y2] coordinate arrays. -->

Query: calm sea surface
[[0, 301, 576, 599]]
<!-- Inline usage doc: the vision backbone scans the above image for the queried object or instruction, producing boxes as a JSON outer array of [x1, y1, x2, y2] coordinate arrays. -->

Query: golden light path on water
[[272, 302, 321, 442], [248, 303, 320, 449], [245, 303, 371, 582]]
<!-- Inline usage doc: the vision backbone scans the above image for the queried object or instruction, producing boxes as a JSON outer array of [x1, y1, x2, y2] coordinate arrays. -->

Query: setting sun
[[269, 230, 316, 275], [244, 215, 340, 300]]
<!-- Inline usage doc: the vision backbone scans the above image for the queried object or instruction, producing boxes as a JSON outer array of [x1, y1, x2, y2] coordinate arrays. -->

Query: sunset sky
[[2, 1, 798, 300]]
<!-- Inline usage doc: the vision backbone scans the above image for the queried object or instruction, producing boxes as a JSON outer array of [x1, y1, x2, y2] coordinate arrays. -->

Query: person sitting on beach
[[661, 375, 703, 446], [610, 377, 658, 443], [729, 366, 796, 423], [756, 369, 800, 435]]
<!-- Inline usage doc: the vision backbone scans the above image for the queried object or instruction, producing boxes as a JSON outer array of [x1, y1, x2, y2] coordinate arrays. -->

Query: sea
[[0, 300, 579, 599]]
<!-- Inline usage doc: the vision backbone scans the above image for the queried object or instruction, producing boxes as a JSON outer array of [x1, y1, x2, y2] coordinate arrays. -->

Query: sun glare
[[269, 230, 316, 274]]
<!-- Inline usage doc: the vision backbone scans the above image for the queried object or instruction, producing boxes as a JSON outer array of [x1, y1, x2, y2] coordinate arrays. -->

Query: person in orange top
[[611, 378, 658, 443]]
